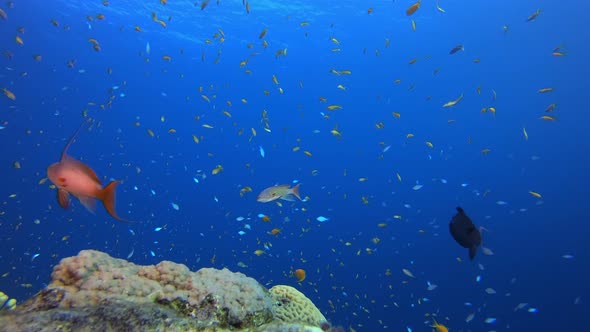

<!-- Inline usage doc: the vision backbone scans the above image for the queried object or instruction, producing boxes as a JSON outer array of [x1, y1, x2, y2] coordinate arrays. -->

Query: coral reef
[[0, 250, 331, 331], [269, 285, 327, 327], [47, 250, 273, 328]]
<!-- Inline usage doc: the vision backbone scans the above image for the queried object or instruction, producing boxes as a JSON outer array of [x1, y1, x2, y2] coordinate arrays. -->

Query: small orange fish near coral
[[294, 269, 306, 282]]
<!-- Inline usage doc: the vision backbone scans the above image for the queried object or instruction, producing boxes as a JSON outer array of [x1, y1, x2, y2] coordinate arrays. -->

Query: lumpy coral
[[269, 285, 327, 327], [0, 250, 331, 332], [48, 250, 273, 329]]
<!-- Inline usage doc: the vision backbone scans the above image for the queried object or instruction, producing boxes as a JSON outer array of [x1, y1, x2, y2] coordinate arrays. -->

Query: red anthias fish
[[47, 119, 127, 222]]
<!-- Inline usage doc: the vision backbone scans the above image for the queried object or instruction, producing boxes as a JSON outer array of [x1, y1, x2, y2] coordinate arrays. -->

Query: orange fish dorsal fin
[[62, 155, 102, 185], [60, 118, 92, 161], [290, 183, 301, 200], [98, 180, 128, 222]]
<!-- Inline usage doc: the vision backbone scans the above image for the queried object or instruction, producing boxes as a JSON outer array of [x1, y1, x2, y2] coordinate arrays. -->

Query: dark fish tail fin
[[478, 226, 488, 246], [469, 245, 478, 261], [99, 180, 127, 222], [456, 206, 464, 213]]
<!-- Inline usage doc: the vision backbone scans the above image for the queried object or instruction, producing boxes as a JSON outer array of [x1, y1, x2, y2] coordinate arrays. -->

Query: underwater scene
[[0, 0, 589, 331]]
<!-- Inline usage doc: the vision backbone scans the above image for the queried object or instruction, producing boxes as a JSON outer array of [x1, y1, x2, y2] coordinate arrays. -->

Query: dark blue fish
[[449, 207, 481, 260], [449, 45, 464, 54]]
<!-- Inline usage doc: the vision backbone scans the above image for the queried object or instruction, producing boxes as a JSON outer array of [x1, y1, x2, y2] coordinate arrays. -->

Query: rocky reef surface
[[0, 250, 334, 332]]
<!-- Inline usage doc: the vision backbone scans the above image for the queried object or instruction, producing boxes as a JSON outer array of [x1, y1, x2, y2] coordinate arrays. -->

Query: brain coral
[[269, 285, 327, 327]]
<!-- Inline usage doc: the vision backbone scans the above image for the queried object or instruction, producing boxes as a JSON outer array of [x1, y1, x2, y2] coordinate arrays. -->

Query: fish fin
[[290, 183, 301, 200], [280, 194, 296, 202], [479, 227, 486, 245], [456, 206, 464, 214], [431, 317, 438, 328], [60, 118, 92, 161], [57, 189, 70, 209], [469, 246, 478, 261], [77, 195, 97, 214], [99, 181, 128, 222]]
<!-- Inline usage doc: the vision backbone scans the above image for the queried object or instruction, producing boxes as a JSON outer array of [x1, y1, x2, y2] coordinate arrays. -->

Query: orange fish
[[257, 183, 301, 203], [294, 268, 306, 282], [406, 1, 421, 16], [2, 88, 16, 100], [431, 317, 448, 332], [47, 119, 127, 222], [268, 228, 281, 235]]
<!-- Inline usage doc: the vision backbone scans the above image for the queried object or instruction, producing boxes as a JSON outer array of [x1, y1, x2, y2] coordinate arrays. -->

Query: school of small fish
[[0, 0, 580, 331]]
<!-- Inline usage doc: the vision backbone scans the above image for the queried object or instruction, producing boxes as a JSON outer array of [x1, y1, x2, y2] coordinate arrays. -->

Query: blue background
[[1, 0, 589, 330]]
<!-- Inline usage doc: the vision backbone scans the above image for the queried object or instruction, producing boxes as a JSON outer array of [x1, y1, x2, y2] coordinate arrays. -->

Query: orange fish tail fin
[[291, 183, 302, 200], [99, 180, 126, 222]]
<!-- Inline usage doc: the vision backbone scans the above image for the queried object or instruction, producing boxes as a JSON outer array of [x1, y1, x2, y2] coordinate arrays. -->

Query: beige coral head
[[269, 285, 327, 327]]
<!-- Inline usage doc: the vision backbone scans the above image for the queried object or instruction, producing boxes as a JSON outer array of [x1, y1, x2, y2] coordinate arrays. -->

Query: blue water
[[1, 0, 589, 330]]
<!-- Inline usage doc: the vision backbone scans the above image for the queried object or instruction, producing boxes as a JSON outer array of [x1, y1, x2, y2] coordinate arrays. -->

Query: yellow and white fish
[[257, 184, 301, 203]]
